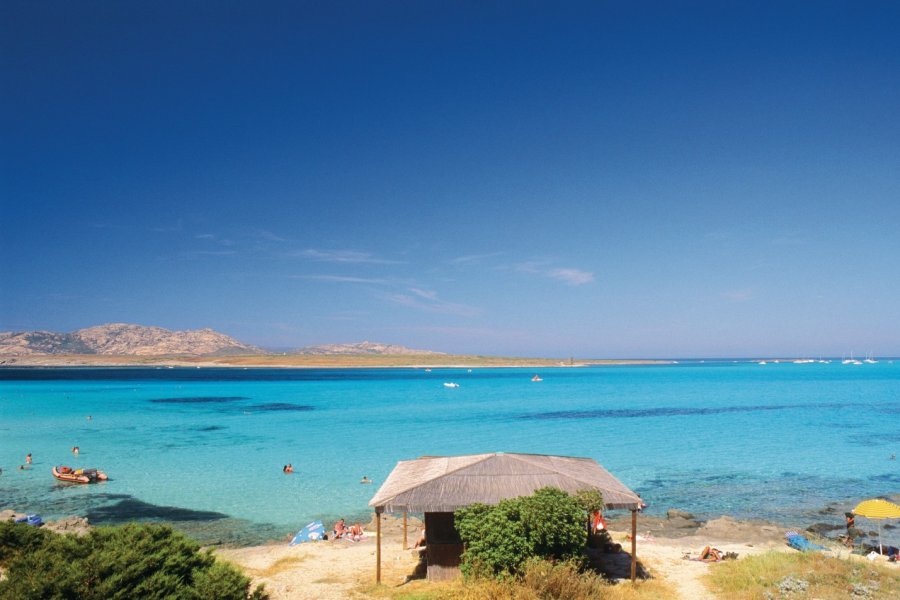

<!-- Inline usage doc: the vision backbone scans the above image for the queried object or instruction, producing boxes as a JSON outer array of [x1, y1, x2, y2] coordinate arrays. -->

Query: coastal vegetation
[[454, 487, 603, 577], [0, 522, 267, 600], [704, 551, 900, 599], [369, 558, 676, 600]]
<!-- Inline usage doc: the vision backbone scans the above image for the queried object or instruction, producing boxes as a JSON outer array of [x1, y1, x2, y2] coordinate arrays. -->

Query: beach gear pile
[[14, 514, 43, 526], [784, 531, 828, 552]]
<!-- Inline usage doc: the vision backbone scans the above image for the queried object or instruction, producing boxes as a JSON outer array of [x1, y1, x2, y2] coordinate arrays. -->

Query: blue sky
[[2, 1, 899, 357]]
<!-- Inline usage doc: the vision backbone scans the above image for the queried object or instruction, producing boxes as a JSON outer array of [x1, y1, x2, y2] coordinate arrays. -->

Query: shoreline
[[0, 354, 674, 368], [8, 508, 892, 600]]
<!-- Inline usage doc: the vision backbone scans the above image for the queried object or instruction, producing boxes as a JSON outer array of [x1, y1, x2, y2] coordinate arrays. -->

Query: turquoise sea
[[1, 362, 898, 546]]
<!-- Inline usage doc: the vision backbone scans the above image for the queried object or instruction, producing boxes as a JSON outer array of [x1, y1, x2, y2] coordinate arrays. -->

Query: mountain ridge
[[0, 325, 441, 357], [0, 323, 262, 356]]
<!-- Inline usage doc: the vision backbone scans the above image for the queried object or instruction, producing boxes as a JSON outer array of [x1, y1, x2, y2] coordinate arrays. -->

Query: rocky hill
[[296, 341, 444, 355], [0, 324, 263, 356]]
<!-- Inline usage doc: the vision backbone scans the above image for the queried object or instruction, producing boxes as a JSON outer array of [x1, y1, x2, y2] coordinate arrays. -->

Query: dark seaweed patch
[[520, 404, 795, 420], [870, 473, 900, 484], [85, 496, 229, 523], [520, 400, 900, 421], [192, 425, 226, 432], [847, 432, 900, 447], [245, 403, 314, 412], [149, 396, 249, 404]]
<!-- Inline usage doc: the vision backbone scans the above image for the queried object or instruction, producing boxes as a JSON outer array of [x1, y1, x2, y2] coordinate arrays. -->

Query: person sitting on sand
[[413, 527, 426, 549], [332, 519, 347, 539], [347, 523, 364, 541]]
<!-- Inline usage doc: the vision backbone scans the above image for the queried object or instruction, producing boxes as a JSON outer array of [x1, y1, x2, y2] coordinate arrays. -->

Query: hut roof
[[368, 452, 642, 513]]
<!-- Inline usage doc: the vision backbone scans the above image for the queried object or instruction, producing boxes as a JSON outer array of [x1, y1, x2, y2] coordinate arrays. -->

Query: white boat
[[443, 382, 459, 388], [531, 375, 543, 382]]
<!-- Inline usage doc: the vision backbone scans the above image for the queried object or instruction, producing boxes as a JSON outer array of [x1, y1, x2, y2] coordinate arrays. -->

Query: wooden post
[[376, 509, 382, 584], [403, 511, 408, 549], [630, 509, 637, 582]]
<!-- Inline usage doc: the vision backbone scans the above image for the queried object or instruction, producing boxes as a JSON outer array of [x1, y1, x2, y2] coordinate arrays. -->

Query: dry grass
[[704, 551, 900, 599], [362, 559, 677, 600], [237, 555, 308, 578]]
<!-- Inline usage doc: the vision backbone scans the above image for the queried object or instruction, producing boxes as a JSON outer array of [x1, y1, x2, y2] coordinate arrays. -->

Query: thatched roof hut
[[369, 452, 643, 512], [368, 452, 643, 582]]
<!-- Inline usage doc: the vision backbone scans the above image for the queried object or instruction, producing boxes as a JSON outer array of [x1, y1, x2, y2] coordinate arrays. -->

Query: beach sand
[[215, 515, 424, 600], [213, 513, 797, 600], [6, 510, 888, 599]]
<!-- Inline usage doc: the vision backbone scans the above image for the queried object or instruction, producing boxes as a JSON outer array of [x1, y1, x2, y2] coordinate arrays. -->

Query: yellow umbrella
[[852, 499, 900, 554]]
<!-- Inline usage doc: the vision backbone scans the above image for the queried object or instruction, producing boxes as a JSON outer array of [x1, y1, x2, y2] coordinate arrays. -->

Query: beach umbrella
[[852, 499, 900, 554]]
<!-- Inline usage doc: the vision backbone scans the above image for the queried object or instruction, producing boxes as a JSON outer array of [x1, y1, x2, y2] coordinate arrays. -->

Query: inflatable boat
[[52, 465, 108, 484]]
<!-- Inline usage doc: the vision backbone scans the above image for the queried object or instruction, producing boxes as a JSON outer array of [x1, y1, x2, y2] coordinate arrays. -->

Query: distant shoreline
[[0, 354, 674, 369]]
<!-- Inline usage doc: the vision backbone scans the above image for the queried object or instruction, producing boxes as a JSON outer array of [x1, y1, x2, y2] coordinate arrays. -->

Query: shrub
[[0, 522, 267, 600], [0, 521, 51, 567], [454, 500, 533, 578], [455, 487, 594, 578]]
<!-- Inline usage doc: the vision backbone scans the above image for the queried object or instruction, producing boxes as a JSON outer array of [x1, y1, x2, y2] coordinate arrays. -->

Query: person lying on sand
[[698, 546, 723, 562], [347, 523, 364, 541]]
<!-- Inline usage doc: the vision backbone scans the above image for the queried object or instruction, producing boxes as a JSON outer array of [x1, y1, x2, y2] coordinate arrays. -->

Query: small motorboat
[[52, 465, 108, 484], [531, 375, 543, 382], [443, 382, 459, 388]]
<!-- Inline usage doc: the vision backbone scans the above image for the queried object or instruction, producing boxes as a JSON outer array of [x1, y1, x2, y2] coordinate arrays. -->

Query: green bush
[[0, 522, 267, 600], [455, 487, 596, 578], [0, 521, 51, 567]]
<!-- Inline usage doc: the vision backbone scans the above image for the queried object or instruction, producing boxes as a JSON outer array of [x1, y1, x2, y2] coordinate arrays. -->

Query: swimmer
[[283, 464, 294, 474], [25, 453, 32, 465], [86, 415, 92, 421], [72, 446, 80, 455], [360, 476, 372, 484]]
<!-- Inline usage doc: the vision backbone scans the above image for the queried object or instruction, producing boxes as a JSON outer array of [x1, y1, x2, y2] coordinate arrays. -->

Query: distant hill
[[295, 341, 444, 356], [0, 324, 264, 356]]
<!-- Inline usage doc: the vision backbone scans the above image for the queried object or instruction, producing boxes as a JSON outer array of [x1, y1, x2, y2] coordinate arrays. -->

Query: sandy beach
[[212, 513, 800, 600], [5, 508, 896, 599]]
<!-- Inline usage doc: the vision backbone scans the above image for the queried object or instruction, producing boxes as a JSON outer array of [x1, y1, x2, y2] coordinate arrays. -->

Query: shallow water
[[1, 362, 898, 545]]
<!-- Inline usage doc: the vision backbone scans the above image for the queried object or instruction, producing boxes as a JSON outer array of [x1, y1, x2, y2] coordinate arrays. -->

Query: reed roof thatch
[[369, 452, 642, 513]]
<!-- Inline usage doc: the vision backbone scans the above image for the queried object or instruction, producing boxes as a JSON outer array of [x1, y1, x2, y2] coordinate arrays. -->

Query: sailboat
[[842, 352, 862, 365]]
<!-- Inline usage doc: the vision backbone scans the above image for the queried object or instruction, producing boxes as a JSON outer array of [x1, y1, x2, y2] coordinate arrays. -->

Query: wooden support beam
[[630, 509, 637, 582], [376, 509, 382, 584], [403, 511, 408, 549]]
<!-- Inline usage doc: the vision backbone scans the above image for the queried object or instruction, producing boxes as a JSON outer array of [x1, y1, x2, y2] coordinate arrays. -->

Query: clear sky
[[2, 1, 899, 358]]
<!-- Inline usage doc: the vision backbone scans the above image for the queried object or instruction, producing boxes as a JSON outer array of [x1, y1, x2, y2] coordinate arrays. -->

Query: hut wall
[[424, 512, 463, 581]]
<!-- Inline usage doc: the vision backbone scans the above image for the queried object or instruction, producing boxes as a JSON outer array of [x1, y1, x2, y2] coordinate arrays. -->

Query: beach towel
[[785, 531, 827, 552], [290, 520, 326, 545]]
